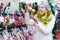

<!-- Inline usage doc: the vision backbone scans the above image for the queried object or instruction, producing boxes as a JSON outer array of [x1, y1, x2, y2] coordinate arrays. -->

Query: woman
[[30, 5, 55, 40]]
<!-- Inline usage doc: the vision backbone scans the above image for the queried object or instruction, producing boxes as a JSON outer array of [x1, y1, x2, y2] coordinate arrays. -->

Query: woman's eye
[[41, 7, 43, 8]]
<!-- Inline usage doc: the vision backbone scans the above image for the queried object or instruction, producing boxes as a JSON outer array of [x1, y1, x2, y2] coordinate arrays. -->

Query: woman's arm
[[36, 14, 55, 35]]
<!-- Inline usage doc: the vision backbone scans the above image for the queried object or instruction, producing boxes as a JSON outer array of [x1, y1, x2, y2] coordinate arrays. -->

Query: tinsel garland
[[36, 10, 52, 25]]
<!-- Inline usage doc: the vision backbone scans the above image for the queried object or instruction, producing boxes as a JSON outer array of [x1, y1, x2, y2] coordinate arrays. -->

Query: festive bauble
[[28, 36, 33, 40], [31, 9, 35, 14], [11, 22, 16, 27], [14, 13, 18, 20], [23, 37, 26, 40], [28, 7, 32, 11], [18, 19, 24, 26], [55, 31, 60, 39], [5, 17, 10, 22], [0, 6, 3, 11]]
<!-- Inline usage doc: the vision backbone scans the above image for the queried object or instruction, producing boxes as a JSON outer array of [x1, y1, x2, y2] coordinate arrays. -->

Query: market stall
[[0, 0, 59, 40]]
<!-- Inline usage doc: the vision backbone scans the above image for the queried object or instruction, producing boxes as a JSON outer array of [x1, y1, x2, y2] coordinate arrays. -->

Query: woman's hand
[[30, 15, 38, 24]]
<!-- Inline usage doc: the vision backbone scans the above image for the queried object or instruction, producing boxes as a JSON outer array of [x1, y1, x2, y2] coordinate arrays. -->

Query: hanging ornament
[[11, 22, 16, 27], [0, 5, 3, 11], [5, 17, 10, 22], [18, 19, 24, 26], [13, 12, 18, 20], [28, 35, 33, 40], [23, 37, 26, 40], [31, 9, 35, 14], [55, 30, 60, 39]]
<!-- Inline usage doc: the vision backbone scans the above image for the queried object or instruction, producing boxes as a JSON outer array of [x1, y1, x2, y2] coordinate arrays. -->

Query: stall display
[[0, 0, 57, 40]]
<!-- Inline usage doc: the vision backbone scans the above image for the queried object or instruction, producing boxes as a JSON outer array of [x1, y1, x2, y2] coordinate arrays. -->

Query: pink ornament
[[0, 6, 3, 11], [28, 36, 33, 40], [14, 12, 18, 20], [23, 37, 26, 40]]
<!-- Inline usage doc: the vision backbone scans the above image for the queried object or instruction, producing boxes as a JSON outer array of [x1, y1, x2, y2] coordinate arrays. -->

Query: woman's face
[[38, 5, 46, 12]]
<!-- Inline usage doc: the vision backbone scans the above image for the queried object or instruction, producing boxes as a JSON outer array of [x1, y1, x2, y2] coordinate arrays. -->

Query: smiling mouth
[[39, 10, 43, 12]]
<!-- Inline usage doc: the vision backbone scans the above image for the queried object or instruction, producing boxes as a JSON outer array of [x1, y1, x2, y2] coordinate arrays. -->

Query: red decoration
[[11, 22, 16, 27], [55, 31, 60, 39], [14, 12, 18, 20], [2, 14, 6, 18], [20, 11, 24, 17], [4, 17, 9, 22], [15, 20, 19, 25], [0, 6, 3, 11], [18, 19, 24, 26], [23, 37, 26, 40], [28, 36, 33, 40]]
